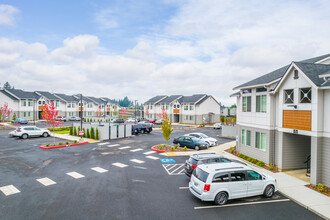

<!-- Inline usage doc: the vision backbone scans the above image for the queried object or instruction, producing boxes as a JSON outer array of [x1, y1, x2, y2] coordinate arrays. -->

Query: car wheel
[[21, 134, 28, 139], [195, 146, 200, 151], [215, 192, 228, 205], [263, 185, 275, 198], [42, 132, 49, 137]]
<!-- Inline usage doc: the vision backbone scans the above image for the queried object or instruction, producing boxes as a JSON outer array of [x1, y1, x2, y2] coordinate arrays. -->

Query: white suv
[[9, 126, 51, 139], [189, 162, 277, 205]]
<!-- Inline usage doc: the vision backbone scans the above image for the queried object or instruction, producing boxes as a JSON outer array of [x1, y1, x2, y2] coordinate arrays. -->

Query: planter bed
[[152, 144, 192, 152], [40, 141, 89, 149]]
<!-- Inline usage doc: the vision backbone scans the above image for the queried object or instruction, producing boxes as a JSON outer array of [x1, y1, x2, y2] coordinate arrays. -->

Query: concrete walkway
[[171, 141, 330, 219], [51, 133, 98, 143]]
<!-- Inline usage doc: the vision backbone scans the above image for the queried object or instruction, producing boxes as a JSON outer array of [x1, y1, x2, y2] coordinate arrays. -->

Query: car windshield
[[199, 134, 208, 138], [193, 167, 209, 183]]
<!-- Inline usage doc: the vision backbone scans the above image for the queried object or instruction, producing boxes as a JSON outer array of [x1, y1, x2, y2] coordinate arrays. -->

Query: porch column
[[310, 136, 321, 185], [277, 132, 284, 170]]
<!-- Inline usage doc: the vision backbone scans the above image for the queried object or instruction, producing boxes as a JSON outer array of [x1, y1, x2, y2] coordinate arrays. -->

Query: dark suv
[[184, 153, 246, 177], [113, 118, 125, 123]]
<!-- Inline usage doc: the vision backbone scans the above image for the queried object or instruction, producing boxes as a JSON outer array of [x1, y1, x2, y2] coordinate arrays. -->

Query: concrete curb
[[39, 141, 89, 149], [151, 145, 167, 153]]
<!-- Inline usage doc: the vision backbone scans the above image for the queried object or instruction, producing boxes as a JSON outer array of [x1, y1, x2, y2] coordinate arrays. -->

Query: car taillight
[[17, 130, 21, 132], [204, 184, 210, 192], [191, 165, 197, 169]]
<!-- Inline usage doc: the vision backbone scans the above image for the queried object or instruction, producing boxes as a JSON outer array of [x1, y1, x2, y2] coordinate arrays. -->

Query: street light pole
[[33, 98, 36, 126], [134, 100, 137, 124], [80, 94, 83, 133]]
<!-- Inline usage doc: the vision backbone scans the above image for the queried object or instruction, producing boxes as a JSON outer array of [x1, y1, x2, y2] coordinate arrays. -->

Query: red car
[[149, 119, 156, 123]]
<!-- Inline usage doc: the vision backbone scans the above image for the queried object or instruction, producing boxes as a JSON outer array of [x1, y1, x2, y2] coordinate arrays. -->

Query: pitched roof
[[144, 95, 167, 104], [159, 95, 182, 104], [87, 96, 104, 104], [230, 91, 241, 97], [233, 54, 330, 90], [0, 89, 19, 100], [54, 93, 78, 102], [195, 95, 210, 105], [35, 91, 59, 100], [294, 62, 330, 87], [179, 94, 206, 104], [5, 89, 39, 99]]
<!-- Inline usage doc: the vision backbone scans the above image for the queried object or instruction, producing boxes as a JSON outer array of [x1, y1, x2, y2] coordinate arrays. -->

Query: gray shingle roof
[[294, 62, 330, 87], [195, 95, 210, 105], [0, 89, 19, 100], [144, 95, 167, 104], [179, 94, 206, 104], [54, 93, 78, 102], [87, 96, 104, 104], [159, 95, 182, 104], [35, 91, 59, 100], [230, 91, 241, 97], [5, 89, 39, 99], [233, 54, 330, 90]]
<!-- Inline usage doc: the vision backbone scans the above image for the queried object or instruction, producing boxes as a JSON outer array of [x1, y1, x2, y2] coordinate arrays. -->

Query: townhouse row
[[0, 88, 119, 121], [144, 94, 221, 124], [232, 53, 330, 187]]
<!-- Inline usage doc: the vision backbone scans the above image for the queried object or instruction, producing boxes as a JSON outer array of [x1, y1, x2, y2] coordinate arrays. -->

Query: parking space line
[[91, 167, 108, 173], [194, 199, 290, 210], [178, 169, 185, 174], [146, 155, 159, 160], [130, 148, 143, 152], [113, 162, 128, 168], [66, 172, 85, 179], [166, 164, 179, 172], [98, 142, 108, 146], [179, 187, 189, 189], [107, 144, 120, 147], [134, 166, 147, 170], [144, 151, 156, 155], [118, 146, 131, 150], [101, 152, 112, 155], [36, 177, 56, 186], [0, 185, 21, 196], [169, 164, 184, 174], [130, 159, 145, 164]]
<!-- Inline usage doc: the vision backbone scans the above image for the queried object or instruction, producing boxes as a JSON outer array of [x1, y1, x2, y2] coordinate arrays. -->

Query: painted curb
[[151, 145, 167, 153], [39, 141, 89, 149]]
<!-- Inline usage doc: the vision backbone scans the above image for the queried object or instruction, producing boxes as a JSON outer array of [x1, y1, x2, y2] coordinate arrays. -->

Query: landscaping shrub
[[269, 164, 274, 170], [84, 118, 86, 122], [230, 147, 235, 153], [91, 127, 95, 139], [171, 146, 175, 151], [73, 127, 77, 136], [86, 128, 90, 138], [65, 142, 69, 145], [238, 153, 243, 158], [78, 126, 81, 135], [74, 140, 77, 144], [46, 144, 50, 147], [69, 126, 73, 135], [83, 128, 86, 138], [243, 155, 249, 160], [96, 128, 99, 140], [318, 183, 324, 192], [159, 144, 163, 150], [256, 161, 265, 167], [12, 113, 17, 121], [184, 146, 187, 151], [58, 142, 63, 146], [174, 144, 178, 149]]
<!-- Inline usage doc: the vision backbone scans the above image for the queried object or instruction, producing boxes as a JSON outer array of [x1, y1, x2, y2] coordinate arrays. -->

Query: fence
[[221, 125, 237, 138]]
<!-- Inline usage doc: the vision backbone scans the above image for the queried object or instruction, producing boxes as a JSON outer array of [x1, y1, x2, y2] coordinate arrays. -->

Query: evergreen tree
[[73, 126, 77, 136], [69, 126, 73, 135], [83, 128, 86, 137], [3, 82, 12, 89], [86, 128, 90, 138], [12, 113, 16, 121], [91, 127, 95, 139], [96, 128, 99, 140]]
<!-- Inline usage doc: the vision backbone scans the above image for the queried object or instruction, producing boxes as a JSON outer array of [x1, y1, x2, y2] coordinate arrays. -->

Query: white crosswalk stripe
[[143, 151, 156, 155], [36, 177, 56, 186], [91, 167, 108, 173], [130, 148, 143, 152], [107, 144, 120, 147], [0, 185, 20, 196], [66, 172, 85, 179], [130, 159, 145, 164], [113, 162, 128, 168], [118, 146, 131, 150], [146, 155, 159, 160]]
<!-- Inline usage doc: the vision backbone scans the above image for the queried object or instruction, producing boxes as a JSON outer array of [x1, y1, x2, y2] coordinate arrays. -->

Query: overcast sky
[[0, 0, 329, 105]]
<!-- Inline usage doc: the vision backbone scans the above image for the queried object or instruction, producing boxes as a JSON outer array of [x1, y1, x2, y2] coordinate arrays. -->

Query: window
[[256, 87, 267, 92], [284, 89, 294, 104], [43, 101, 45, 105], [256, 95, 267, 112], [193, 168, 209, 183], [28, 112, 31, 117], [294, 70, 299, 79], [189, 116, 194, 120], [21, 100, 26, 107], [242, 89, 251, 94], [23, 112, 26, 117], [213, 173, 230, 183], [246, 130, 251, 146], [300, 88, 311, 103], [184, 115, 189, 120], [184, 105, 188, 110], [242, 96, 251, 112], [28, 101, 33, 107], [190, 105, 194, 110], [230, 172, 246, 181], [38, 101, 41, 104], [72, 103, 75, 108], [241, 129, 245, 145], [256, 132, 266, 151], [247, 170, 262, 180], [166, 105, 169, 110], [67, 103, 71, 108], [150, 105, 153, 110]]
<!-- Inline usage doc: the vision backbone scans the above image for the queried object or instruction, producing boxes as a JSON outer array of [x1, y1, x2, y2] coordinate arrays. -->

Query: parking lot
[[0, 127, 323, 220]]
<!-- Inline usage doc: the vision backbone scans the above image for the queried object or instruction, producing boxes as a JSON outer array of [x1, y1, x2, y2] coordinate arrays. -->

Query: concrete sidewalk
[[171, 141, 330, 219], [50, 133, 98, 143]]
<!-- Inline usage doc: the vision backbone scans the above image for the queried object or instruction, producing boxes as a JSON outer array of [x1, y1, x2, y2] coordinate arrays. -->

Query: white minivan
[[189, 162, 277, 205]]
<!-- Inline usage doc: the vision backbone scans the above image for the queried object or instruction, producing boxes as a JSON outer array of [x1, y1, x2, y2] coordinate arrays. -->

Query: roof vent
[[294, 70, 299, 79]]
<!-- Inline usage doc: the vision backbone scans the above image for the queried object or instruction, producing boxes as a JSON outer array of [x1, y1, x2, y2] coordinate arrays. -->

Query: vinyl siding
[[321, 137, 330, 186]]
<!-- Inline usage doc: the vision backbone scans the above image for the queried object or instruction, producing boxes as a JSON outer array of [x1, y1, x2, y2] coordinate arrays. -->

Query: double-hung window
[[256, 95, 267, 112], [184, 105, 188, 110], [242, 96, 251, 112], [255, 132, 266, 151], [189, 116, 194, 120], [190, 105, 194, 110], [241, 129, 245, 145], [21, 100, 26, 107], [241, 129, 251, 146]]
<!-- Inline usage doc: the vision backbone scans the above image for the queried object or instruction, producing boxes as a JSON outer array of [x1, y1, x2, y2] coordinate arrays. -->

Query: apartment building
[[0, 88, 118, 120], [144, 94, 221, 124], [232, 54, 330, 187]]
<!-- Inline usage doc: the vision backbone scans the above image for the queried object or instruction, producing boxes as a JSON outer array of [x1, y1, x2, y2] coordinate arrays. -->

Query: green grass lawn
[[52, 129, 70, 134]]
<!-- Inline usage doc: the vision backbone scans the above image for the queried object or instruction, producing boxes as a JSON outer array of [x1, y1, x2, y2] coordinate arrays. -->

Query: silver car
[[9, 126, 51, 139]]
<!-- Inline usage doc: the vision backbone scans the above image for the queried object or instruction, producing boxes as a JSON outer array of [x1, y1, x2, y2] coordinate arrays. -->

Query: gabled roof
[[5, 89, 39, 99], [144, 95, 167, 104], [195, 95, 210, 105], [179, 94, 207, 104], [0, 89, 19, 100], [294, 62, 330, 87], [230, 91, 241, 97], [159, 95, 182, 104], [73, 95, 92, 103], [35, 91, 59, 100], [54, 93, 78, 102], [233, 54, 330, 90], [87, 96, 104, 105]]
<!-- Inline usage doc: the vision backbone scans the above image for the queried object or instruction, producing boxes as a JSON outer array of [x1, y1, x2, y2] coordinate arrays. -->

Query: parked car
[[173, 136, 208, 150], [213, 123, 223, 129], [184, 153, 247, 177], [138, 121, 153, 128], [185, 133, 218, 146], [139, 123, 152, 134], [11, 118, 28, 124], [55, 116, 67, 122], [9, 126, 51, 139], [112, 118, 125, 123], [69, 116, 81, 121], [189, 163, 277, 205], [155, 119, 164, 125], [126, 118, 136, 123], [149, 119, 156, 123], [132, 124, 142, 134]]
